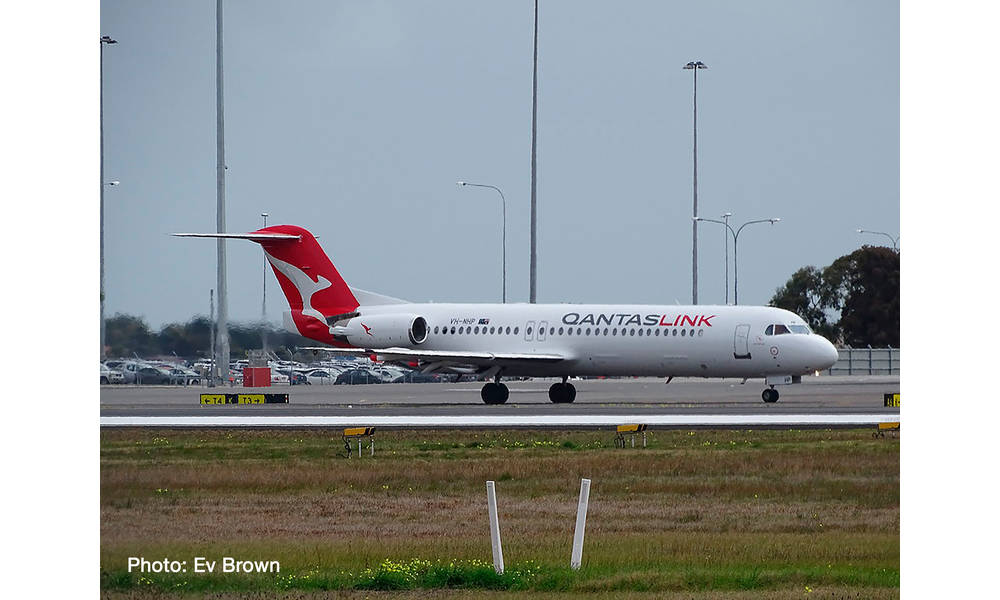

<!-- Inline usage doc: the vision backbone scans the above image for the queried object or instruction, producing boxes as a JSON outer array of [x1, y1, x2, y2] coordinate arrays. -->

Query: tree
[[769, 246, 899, 347]]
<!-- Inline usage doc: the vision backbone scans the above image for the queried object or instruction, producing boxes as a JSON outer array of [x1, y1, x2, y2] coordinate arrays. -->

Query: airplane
[[176, 224, 839, 404]]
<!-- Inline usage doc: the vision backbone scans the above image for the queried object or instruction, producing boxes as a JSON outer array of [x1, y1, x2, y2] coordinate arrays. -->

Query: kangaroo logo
[[263, 250, 332, 325], [362, 323, 373, 336]]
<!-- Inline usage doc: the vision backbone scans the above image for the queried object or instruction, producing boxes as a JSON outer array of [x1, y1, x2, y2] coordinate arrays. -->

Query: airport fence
[[826, 347, 899, 376]]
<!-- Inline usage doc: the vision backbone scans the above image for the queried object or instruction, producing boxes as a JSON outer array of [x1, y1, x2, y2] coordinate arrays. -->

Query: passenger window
[[434, 326, 439, 334], [630, 329, 635, 336], [558, 327, 564, 335], [681, 329, 686, 337], [474, 326, 480, 334], [586, 328, 591, 336], [451, 327, 456, 334], [514, 327, 519, 335], [612, 328, 617, 336], [672, 329, 678, 336], [638, 329, 643, 337]]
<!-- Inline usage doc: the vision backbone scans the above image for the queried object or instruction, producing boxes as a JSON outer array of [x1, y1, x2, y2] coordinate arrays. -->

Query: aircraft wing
[[298, 346, 565, 364]]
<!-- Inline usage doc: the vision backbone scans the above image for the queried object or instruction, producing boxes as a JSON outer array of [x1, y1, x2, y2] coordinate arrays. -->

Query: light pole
[[721, 212, 732, 304], [684, 60, 707, 305], [458, 182, 506, 303], [857, 228, 898, 251], [261, 212, 269, 353], [529, 0, 539, 303], [695, 217, 780, 305], [100, 35, 117, 358]]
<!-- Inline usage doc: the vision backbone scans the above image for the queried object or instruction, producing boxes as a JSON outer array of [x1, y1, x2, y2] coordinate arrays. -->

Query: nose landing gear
[[548, 377, 577, 403], [762, 387, 780, 403]]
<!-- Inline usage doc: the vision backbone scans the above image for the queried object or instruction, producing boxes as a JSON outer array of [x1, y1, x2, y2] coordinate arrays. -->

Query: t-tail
[[174, 225, 358, 345]]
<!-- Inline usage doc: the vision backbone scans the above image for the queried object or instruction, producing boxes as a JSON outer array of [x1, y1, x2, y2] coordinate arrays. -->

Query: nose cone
[[816, 336, 839, 370]]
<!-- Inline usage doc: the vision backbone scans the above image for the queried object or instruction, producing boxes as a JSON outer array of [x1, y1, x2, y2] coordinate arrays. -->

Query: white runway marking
[[101, 414, 899, 428]]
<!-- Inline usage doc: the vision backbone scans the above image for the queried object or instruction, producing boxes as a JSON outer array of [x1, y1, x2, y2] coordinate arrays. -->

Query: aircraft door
[[524, 320, 536, 341], [734, 324, 751, 359], [537, 321, 548, 341]]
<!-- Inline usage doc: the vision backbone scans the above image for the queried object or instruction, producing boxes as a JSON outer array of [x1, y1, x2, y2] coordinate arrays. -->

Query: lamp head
[[456, 181, 466, 186]]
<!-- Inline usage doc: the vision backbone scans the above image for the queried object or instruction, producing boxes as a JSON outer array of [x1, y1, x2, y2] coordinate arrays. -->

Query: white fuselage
[[344, 303, 839, 378]]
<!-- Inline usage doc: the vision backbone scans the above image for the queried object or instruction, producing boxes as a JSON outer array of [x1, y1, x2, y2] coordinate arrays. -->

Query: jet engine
[[330, 314, 428, 348]]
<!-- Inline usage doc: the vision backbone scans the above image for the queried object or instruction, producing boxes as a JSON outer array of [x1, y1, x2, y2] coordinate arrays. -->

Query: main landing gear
[[762, 387, 780, 403], [548, 377, 577, 404], [481, 374, 510, 405]]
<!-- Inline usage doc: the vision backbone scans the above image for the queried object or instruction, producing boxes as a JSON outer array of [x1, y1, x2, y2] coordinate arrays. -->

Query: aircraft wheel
[[548, 382, 577, 403], [762, 388, 779, 403], [481, 382, 508, 405]]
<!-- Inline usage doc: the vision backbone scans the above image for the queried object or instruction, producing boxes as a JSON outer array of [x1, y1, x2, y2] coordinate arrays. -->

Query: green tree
[[769, 246, 899, 347], [105, 314, 158, 357]]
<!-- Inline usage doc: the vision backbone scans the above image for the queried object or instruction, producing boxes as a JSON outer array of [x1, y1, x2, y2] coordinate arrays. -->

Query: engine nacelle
[[330, 314, 428, 348]]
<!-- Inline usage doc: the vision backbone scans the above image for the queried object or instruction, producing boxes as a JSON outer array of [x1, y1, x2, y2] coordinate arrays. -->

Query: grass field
[[100, 427, 898, 598]]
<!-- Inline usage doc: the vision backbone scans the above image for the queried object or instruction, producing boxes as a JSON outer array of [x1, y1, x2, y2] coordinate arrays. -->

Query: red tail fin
[[251, 225, 358, 344]]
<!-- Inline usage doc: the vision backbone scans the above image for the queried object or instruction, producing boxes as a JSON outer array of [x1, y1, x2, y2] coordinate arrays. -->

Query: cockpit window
[[766, 324, 794, 335], [789, 324, 811, 334]]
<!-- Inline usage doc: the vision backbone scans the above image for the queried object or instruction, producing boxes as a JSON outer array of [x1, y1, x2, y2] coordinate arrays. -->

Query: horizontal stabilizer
[[173, 232, 302, 241], [349, 287, 408, 306]]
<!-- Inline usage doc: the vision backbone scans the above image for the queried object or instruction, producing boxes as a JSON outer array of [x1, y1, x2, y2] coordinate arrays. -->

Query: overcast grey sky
[[100, 0, 898, 327]]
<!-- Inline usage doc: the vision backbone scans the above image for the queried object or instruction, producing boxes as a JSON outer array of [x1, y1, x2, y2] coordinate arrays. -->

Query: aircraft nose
[[816, 336, 839, 370]]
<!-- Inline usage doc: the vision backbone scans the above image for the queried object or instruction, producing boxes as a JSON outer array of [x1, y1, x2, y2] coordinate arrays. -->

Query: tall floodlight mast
[[215, 0, 230, 383], [683, 60, 707, 304]]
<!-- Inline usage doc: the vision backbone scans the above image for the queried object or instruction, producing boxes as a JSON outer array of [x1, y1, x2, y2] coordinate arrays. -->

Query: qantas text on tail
[[176, 225, 838, 404]]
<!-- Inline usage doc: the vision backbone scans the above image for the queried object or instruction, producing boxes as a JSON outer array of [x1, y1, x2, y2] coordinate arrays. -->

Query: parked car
[[100, 364, 124, 385], [304, 368, 337, 385], [169, 367, 201, 385], [135, 366, 173, 385], [284, 370, 309, 385], [390, 371, 445, 384], [335, 368, 381, 385]]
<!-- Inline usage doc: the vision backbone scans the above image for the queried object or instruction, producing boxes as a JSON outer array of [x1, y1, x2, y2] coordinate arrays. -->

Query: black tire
[[548, 382, 576, 403], [497, 383, 509, 404], [481, 383, 505, 405], [762, 388, 779, 403], [100, 376, 109, 385]]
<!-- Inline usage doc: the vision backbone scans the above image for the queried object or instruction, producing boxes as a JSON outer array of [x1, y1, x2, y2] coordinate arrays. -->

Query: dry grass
[[101, 428, 898, 595]]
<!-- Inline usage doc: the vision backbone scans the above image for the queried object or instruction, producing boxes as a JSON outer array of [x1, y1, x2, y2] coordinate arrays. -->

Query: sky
[[99, 0, 899, 327]]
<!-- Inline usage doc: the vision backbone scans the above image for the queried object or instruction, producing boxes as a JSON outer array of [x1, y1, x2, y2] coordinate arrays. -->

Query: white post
[[571, 478, 591, 570], [486, 481, 504, 574]]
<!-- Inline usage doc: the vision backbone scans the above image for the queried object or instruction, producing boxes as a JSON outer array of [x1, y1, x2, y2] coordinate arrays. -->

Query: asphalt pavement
[[100, 376, 899, 419]]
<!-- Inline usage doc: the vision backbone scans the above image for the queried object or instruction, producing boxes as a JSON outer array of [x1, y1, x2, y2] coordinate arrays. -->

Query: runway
[[100, 375, 899, 427]]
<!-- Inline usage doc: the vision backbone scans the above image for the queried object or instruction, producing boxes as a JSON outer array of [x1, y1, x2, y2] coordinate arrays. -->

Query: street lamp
[[857, 228, 898, 251], [683, 60, 707, 305], [721, 212, 733, 304], [261, 212, 269, 353], [695, 217, 780, 305], [100, 35, 117, 358], [457, 181, 507, 303]]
